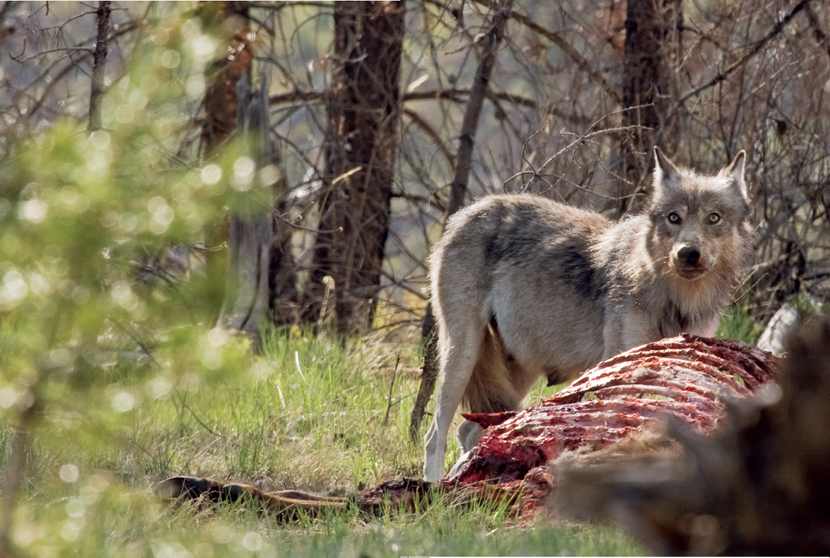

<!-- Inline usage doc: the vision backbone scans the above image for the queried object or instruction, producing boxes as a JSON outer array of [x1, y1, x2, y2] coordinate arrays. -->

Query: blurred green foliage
[[0, 7, 278, 555]]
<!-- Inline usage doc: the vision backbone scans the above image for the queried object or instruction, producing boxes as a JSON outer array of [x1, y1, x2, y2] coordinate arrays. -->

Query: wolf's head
[[646, 147, 753, 284]]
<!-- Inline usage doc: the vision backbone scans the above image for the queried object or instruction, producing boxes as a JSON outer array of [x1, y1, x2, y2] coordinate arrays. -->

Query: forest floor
[[9, 309, 760, 556]]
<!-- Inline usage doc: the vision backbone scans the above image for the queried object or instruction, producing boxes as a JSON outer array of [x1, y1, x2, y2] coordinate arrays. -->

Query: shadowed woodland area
[[0, 0, 829, 556]]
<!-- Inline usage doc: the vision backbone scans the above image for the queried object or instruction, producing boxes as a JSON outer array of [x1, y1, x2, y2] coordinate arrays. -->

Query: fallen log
[[156, 334, 779, 521]]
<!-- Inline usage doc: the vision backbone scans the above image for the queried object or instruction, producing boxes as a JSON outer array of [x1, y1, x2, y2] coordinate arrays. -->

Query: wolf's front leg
[[423, 420, 445, 482]]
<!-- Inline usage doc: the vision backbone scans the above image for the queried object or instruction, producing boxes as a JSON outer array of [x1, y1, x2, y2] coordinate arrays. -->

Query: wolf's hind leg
[[423, 319, 484, 482]]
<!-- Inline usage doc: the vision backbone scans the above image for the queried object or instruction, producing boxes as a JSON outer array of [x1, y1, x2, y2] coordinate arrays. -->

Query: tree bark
[[409, 0, 513, 442], [88, 0, 111, 132], [197, 4, 276, 345], [269, 195, 300, 326], [199, 3, 253, 320], [302, 1, 406, 334], [199, 4, 252, 155], [219, 192, 273, 345], [615, 0, 680, 216]]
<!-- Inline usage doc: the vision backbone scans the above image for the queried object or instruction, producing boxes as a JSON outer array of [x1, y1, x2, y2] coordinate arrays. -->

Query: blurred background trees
[[2, 0, 827, 342]]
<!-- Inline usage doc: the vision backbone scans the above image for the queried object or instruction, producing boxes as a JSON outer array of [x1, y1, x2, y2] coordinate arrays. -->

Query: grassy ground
[[4, 326, 648, 557]]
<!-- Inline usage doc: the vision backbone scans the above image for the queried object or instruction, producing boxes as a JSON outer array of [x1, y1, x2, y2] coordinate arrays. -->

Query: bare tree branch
[[403, 107, 455, 166], [673, 0, 812, 109], [447, 0, 513, 214], [471, 0, 622, 105]]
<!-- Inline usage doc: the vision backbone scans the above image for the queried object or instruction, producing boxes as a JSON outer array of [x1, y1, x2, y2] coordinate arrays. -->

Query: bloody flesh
[[441, 334, 778, 516]]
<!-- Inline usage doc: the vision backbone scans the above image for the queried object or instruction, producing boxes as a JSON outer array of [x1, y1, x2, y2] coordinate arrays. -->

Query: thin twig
[[10, 46, 93, 63], [403, 107, 454, 166], [174, 393, 222, 438], [505, 124, 646, 187], [805, 2, 830, 60], [383, 353, 401, 427]]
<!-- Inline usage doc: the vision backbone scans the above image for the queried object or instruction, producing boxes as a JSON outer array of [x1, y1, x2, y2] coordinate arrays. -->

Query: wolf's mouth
[[675, 266, 707, 280]]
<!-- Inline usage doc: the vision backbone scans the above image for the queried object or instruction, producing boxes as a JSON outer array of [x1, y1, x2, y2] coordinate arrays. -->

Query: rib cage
[[443, 335, 779, 515]]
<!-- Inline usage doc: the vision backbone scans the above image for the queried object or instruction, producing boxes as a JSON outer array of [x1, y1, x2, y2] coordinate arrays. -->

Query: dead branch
[[410, 0, 514, 442], [403, 107, 455, 166], [447, 0, 513, 214]]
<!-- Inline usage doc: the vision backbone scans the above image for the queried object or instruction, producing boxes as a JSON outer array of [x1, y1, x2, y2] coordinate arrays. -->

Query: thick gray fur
[[423, 148, 754, 481]]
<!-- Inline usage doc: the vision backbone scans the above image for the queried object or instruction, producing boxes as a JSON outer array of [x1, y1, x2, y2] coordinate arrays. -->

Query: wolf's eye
[[667, 212, 682, 225], [707, 212, 721, 225]]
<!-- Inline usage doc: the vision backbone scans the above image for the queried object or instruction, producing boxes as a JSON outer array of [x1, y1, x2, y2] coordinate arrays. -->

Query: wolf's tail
[[462, 323, 523, 413]]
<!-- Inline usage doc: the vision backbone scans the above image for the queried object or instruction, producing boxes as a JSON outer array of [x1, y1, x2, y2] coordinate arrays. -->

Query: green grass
[[14, 485, 637, 557], [716, 305, 764, 344], [5, 328, 641, 557]]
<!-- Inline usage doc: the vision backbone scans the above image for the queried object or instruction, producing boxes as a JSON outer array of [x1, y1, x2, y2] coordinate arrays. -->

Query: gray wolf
[[423, 147, 753, 481]]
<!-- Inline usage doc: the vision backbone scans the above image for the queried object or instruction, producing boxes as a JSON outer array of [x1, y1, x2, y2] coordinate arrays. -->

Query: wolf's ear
[[721, 150, 749, 199], [652, 146, 681, 196]]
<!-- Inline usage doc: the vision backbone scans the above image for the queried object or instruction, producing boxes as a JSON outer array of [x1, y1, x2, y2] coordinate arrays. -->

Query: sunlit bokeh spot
[[0, 269, 28, 310], [200, 163, 222, 186], [185, 74, 206, 100], [147, 196, 175, 234], [60, 520, 82, 542], [232, 156, 256, 191], [88, 130, 111, 150], [18, 199, 47, 223], [65, 497, 85, 518], [148, 376, 172, 400], [258, 164, 281, 188], [159, 49, 181, 69], [0, 387, 20, 409], [241, 531, 264, 552], [59, 463, 80, 484], [191, 34, 216, 63], [111, 391, 136, 413]]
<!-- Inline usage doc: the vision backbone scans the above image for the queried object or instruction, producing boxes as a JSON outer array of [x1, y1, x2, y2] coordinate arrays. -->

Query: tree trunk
[[216, 76, 277, 345], [615, 0, 680, 216], [409, 0, 513, 441], [199, 3, 252, 318], [88, 0, 111, 132], [199, 4, 252, 155], [196, 4, 276, 345], [302, 1, 405, 334], [269, 196, 300, 326]]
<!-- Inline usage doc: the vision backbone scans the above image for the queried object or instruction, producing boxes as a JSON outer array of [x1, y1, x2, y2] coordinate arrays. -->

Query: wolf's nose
[[678, 246, 701, 266]]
